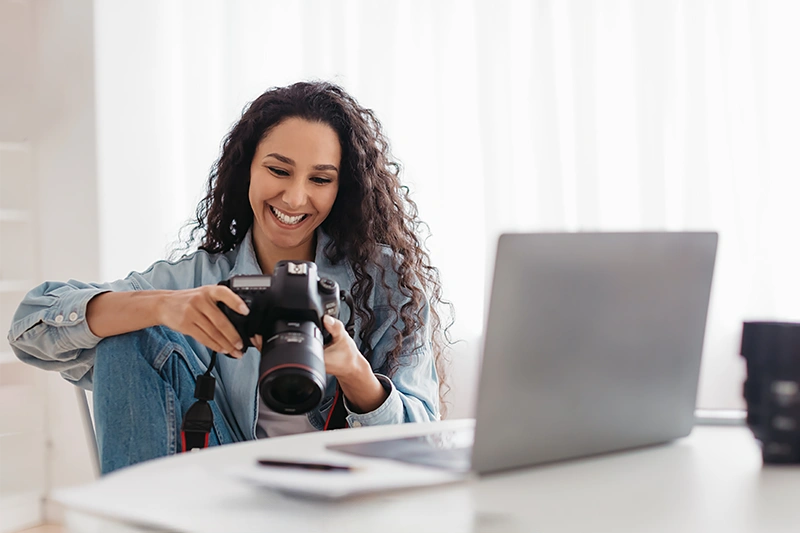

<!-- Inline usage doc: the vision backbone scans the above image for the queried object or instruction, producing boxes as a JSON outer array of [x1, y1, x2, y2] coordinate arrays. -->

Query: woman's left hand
[[320, 315, 367, 380], [322, 315, 388, 413]]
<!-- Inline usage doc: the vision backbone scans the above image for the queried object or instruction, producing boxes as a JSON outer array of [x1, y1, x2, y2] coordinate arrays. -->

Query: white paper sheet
[[226, 459, 469, 499]]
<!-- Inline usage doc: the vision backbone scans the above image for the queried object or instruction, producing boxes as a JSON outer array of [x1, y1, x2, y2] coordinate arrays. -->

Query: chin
[[267, 232, 310, 250]]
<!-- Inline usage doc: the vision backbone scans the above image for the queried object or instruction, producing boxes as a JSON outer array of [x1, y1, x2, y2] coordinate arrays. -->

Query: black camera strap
[[180, 352, 217, 452]]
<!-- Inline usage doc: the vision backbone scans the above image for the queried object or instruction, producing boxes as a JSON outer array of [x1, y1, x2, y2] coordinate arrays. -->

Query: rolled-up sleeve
[[343, 348, 440, 427], [344, 294, 440, 426], [7, 279, 137, 387], [5, 252, 226, 389]]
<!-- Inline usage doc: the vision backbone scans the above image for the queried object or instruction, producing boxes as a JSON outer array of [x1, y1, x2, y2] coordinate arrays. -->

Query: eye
[[311, 177, 333, 185], [267, 166, 290, 177]]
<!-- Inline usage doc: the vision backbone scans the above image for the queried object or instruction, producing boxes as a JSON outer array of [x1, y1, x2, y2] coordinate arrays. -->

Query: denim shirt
[[7, 228, 440, 441]]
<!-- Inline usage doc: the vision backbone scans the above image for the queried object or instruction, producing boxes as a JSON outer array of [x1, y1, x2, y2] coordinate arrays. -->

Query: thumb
[[323, 315, 343, 339]]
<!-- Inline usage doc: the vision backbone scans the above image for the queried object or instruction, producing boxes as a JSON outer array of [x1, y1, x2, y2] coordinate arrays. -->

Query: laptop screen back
[[471, 232, 718, 474]]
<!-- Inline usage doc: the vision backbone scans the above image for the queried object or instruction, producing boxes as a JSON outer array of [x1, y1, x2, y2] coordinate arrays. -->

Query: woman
[[7, 81, 451, 474]]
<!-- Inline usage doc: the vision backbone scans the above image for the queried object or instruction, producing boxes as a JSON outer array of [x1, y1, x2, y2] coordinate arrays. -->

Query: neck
[[252, 233, 316, 274]]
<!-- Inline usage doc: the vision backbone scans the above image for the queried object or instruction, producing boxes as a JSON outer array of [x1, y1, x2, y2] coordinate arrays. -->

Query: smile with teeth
[[269, 205, 309, 226]]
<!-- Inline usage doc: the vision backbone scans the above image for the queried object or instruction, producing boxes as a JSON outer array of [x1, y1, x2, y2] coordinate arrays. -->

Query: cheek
[[248, 184, 258, 213], [248, 177, 271, 206]]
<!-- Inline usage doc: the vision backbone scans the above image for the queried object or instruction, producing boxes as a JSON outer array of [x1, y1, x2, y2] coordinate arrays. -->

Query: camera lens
[[258, 320, 326, 415], [741, 321, 800, 463]]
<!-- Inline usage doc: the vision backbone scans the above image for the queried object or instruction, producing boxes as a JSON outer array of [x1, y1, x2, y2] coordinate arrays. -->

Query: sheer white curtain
[[94, 0, 800, 413]]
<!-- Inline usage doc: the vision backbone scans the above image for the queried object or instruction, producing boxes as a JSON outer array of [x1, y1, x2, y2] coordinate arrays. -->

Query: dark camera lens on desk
[[741, 321, 800, 464]]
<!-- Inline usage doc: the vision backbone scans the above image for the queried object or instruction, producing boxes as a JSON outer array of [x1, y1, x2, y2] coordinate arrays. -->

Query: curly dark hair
[[183, 81, 453, 417]]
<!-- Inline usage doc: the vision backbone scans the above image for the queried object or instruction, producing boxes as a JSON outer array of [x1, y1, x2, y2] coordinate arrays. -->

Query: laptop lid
[[471, 232, 718, 474]]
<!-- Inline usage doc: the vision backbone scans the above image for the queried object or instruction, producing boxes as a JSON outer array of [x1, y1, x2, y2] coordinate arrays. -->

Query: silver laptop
[[328, 232, 718, 475]]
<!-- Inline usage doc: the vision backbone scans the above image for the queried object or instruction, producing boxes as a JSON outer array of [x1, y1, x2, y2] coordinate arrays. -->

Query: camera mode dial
[[318, 278, 337, 295]]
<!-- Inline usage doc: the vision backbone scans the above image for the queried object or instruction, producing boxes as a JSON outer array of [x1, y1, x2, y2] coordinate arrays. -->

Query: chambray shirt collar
[[228, 228, 264, 277], [228, 226, 343, 278]]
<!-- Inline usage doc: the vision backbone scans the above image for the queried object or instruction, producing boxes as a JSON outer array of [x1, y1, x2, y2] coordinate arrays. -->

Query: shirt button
[[68, 312, 78, 321], [55, 315, 64, 323], [351, 420, 362, 428]]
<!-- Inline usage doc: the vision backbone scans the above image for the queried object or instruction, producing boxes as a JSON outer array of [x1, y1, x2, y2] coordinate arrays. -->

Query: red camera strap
[[323, 385, 349, 431]]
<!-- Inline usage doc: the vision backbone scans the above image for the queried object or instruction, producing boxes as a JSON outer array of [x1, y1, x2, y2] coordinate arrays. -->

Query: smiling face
[[248, 117, 341, 273]]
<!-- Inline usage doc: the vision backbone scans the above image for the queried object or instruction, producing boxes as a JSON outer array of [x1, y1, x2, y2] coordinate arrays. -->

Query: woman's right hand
[[157, 286, 250, 358]]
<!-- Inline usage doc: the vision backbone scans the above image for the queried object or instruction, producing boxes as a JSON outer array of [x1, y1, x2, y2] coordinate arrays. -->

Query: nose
[[281, 178, 307, 210]]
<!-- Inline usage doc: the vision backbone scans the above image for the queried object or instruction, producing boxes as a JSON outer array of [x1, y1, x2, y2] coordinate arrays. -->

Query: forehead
[[256, 117, 341, 162]]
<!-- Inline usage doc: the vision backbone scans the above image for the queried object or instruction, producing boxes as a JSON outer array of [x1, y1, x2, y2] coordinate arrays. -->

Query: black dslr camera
[[218, 261, 354, 415]]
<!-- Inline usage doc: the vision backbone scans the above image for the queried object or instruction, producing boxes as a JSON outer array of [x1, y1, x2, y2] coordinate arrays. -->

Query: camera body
[[218, 260, 347, 415]]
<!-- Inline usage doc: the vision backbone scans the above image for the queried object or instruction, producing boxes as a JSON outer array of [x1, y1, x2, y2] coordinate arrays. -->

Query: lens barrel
[[741, 321, 800, 463], [258, 320, 326, 415]]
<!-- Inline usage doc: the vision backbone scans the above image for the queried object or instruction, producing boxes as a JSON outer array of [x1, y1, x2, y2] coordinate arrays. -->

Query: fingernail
[[235, 341, 243, 350], [239, 304, 250, 315], [324, 315, 334, 325]]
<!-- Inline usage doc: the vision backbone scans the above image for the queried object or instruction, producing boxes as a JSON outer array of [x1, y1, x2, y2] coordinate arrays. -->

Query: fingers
[[192, 308, 244, 358], [162, 287, 248, 357], [182, 312, 231, 356], [210, 285, 250, 315], [190, 328, 230, 357], [204, 286, 248, 355], [250, 334, 263, 352]]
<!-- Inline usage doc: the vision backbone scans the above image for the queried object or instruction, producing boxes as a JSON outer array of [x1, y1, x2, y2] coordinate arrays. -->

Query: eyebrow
[[265, 152, 339, 173]]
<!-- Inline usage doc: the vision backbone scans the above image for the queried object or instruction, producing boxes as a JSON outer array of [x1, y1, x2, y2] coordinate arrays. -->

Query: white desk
[[56, 419, 800, 533]]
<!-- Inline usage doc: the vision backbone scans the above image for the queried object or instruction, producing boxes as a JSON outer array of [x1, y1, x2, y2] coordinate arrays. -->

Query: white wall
[[0, 0, 100, 527], [32, 0, 100, 521], [93, 1, 231, 280], [0, 4, 42, 529]]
